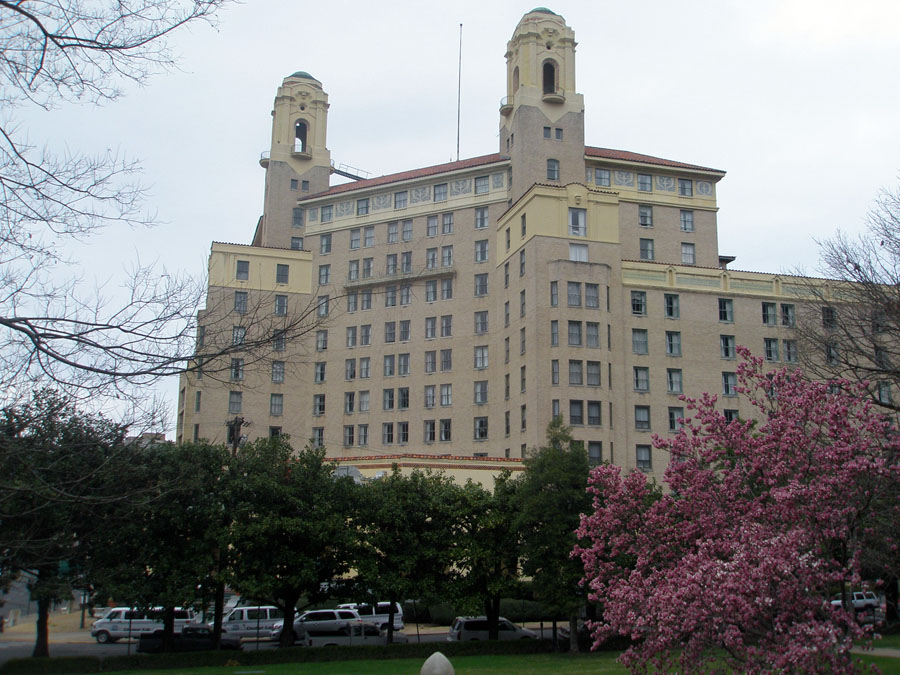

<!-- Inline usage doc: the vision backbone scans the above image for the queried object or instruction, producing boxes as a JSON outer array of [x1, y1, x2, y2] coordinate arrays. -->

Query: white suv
[[269, 608, 360, 643], [337, 602, 404, 631], [447, 616, 538, 641], [831, 591, 878, 611]]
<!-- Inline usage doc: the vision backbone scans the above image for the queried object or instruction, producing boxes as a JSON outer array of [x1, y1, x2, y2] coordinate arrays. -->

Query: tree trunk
[[485, 595, 501, 640], [386, 596, 397, 644], [162, 606, 175, 652], [279, 594, 299, 648], [886, 576, 898, 622], [32, 596, 50, 658], [568, 614, 578, 653]]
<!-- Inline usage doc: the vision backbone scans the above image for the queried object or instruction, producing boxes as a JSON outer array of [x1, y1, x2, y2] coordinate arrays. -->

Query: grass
[[123, 653, 627, 675]]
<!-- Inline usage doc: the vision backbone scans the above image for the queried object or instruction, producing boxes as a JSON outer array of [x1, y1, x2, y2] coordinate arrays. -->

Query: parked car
[[218, 605, 283, 639], [304, 620, 409, 647], [447, 616, 538, 641], [137, 625, 242, 652], [91, 607, 197, 644], [336, 601, 404, 631], [831, 591, 879, 612], [269, 608, 361, 643]]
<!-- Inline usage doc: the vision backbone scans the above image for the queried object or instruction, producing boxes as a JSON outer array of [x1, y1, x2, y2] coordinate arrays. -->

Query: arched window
[[512, 66, 519, 92], [542, 61, 557, 95], [294, 120, 308, 153]]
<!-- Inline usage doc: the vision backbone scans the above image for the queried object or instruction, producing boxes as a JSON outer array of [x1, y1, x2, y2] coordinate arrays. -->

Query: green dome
[[529, 7, 556, 14], [288, 71, 318, 81]]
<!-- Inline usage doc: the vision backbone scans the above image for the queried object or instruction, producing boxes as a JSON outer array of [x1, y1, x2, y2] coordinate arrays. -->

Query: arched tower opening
[[294, 120, 308, 153], [542, 60, 557, 95]]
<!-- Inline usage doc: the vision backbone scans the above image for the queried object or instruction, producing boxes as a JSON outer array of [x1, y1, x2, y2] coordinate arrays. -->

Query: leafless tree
[[794, 184, 900, 412], [0, 0, 240, 403]]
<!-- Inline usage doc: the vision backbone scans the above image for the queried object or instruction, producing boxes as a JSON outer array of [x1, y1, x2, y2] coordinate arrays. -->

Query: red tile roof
[[299, 153, 507, 201], [586, 146, 724, 174]]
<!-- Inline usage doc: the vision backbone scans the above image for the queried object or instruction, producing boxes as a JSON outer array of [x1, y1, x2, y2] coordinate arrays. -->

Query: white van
[[91, 607, 197, 643], [336, 602, 404, 631], [220, 605, 283, 639]]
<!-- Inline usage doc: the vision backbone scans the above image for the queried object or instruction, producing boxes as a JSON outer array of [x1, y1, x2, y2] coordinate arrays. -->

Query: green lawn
[[119, 652, 900, 675]]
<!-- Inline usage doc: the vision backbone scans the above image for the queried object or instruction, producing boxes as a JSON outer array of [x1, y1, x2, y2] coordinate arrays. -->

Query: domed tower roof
[[287, 71, 320, 83]]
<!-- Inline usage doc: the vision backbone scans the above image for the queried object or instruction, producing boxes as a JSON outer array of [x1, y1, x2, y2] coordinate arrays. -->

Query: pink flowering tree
[[576, 348, 900, 673]]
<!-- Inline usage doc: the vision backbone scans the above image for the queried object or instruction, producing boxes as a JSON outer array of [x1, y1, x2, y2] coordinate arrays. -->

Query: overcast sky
[[23, 0, 900, 434]]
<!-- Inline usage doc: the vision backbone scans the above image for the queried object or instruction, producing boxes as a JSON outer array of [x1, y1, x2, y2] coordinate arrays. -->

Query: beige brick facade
[[176, 9, 817, 483]]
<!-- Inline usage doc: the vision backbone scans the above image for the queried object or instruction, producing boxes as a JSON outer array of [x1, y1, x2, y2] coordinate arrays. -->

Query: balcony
[[542, 90, 565, 104], [291, 142, 311, 160], [343, 265, 456, 289], [499, 96, 513, 116], [259, 151, 270, 168]]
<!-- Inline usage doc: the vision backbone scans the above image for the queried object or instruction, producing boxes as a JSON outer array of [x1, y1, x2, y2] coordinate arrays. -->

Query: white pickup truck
[[830, 591, 878, 611]]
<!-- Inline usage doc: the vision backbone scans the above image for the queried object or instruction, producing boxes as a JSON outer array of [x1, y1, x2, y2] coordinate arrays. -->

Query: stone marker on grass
[[421, 651, 454, 675]]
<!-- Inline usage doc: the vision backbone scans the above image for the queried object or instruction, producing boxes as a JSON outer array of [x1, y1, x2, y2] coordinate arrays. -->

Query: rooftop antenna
[[457, 23, 462, 162]]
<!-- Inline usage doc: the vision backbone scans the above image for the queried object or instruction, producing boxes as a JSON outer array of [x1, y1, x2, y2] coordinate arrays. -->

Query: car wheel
[[95, 631, 111, 644]]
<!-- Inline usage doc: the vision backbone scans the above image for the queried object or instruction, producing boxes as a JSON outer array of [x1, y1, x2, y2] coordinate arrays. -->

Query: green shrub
[[426, 602, 457, 626], [0, 656, 101, 674]]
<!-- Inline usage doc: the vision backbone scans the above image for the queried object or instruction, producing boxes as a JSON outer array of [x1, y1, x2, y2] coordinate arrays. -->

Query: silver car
[[269, 608, 360, 643], [447, 616, 538, 641]]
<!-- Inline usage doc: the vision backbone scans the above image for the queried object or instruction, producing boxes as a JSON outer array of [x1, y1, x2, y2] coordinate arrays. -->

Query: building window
[[425, 316, 436, 338], [310, 427, 324, 447], [664, 293, 680, 319], [230, 358, 244, 381], [681, 243, 695, 265], [583, 284, 600, 309], [474, 380, 488, 405], [639, 238, 654, 261], [595, 168, 610, 186], [434, 183, 448, 202], [236, 260, 249, 280], [569, 360, 583, 385], [521, 214, 527, 237], [441, 349, 452, 371], [394, 191, 408, 209], [291, 236, 303, 250], [474, 273, 488, 297], [318, 264, 330, 285], [638, 204, 653, 227], [272, 360, 285, 383], [718, 298, 734, 322], [383, 388, 395, 410], [314, 361, 326, 383], [762, 302, 776, 326], [631, 328, 648, 354], [638, 174, 652, 192], [784, 339, 798, 363], [345, 359, 356, 380], [228, 391, 242, 414], [588, 441, 602, 466], [440, 383, 452, 407], [569, 243, 588, 262], [232, 325, 246, 346], [586, 322, 600, 348], [427, 215, 438, 237], [631, 291, 647, 316], [474, 311, 489, 335], [362, 258, 373, 279], [360, 324, 371, 345], [442, 213, 454, 234], [426, 280, 438, 303], [270, 393, 283, 416], [384, 321, 395, 344], [636, 445, 652, 471], [441, 315, 453, 337], [359, 357, 370, 379], [292, 207, 304, 227], [550, 320, 559, 347], [635, 405, 650, 430], [319, 233, 332, 254], [364, 225, 375, 247], [781, 303, 796, 327], [320, 205, 332, 223], [551, 359, 560, 385], [475, 206, 489, 229], [475, 176, 490, 194], [402, 219, 413, 241], [570, 400, 584, 425], [550, 281, 559, 307], [822, 306, 837, 329], [520, 250, 526, 276], [720, 335, 735, 359], [722, 372, 738, 396], [666, 331, 682, 356], [383, 355, 395, 377], [398, 353, 410, 377], [382, 422, 394, 445], [474, 416, 489, 440], [878, 381, 893, 405], [826, 343, 839, 364], [547, 159, 560, 180], [764, 337, 779, 362], [343, 425, 355, 447], [440, 418, 452, 442], [565, 321, 581, 347], [234, 291, 248, 314], [680, 210, 694, 232], [667, 368, 683, 394], [567, 281, 581, 307], [357, 198, 369, 216], [634, 366, 650, 391], [474, 345, 489, 370], [521, 404, 527, 431], [588, 400, 602, 426], [520, 327, 526, 354], [474, 239, 489, 262], [317, 295, 329, 317], [442, 245, 454, 267], [543, 126, 551, 138], [569, 208, 586, 236], [678, 178, 693, 197], [313, 393, 326, 416], [668, 406, 684, 432], [385, 286, 397, 307], [387, 222, 399, 244]]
